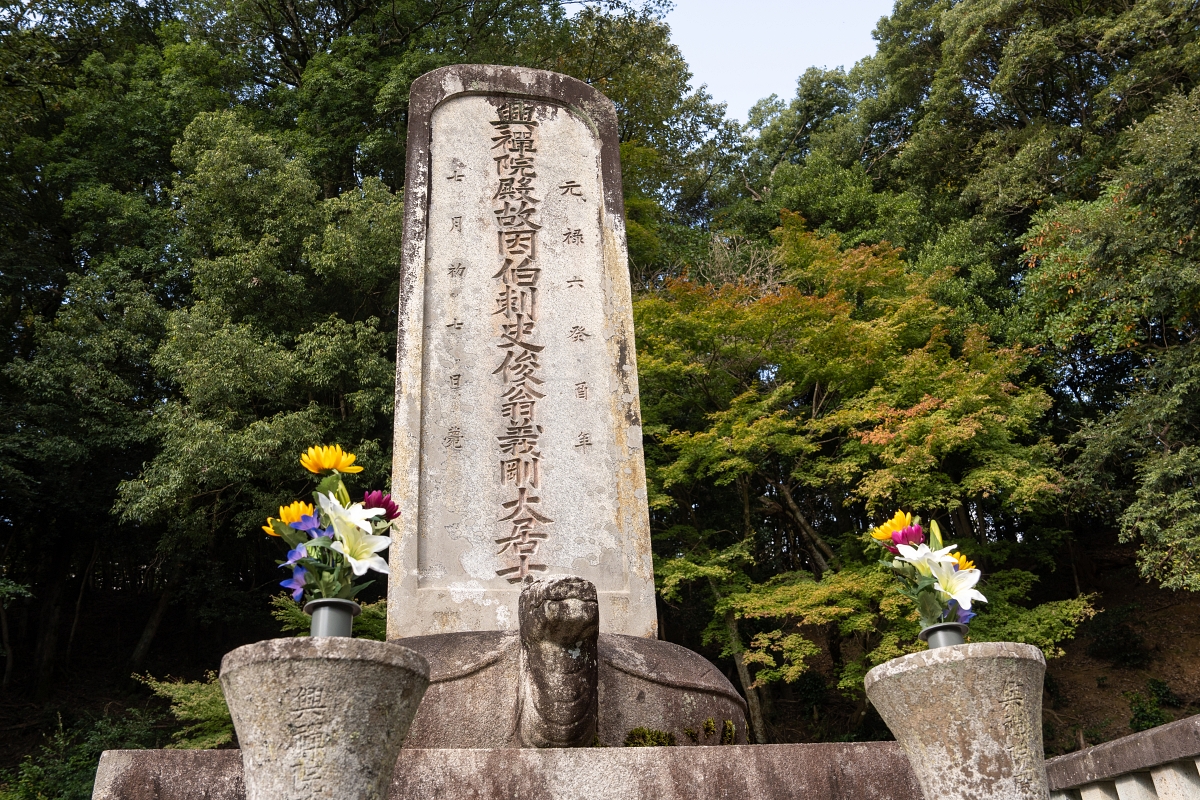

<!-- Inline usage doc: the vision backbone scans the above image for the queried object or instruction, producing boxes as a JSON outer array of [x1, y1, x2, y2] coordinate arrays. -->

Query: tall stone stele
[[387, 65, 750, 748], [389, 65, 655, 639]]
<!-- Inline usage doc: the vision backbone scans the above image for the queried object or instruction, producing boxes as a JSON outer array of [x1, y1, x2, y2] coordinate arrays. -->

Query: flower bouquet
[[869, 511, 986, 647], [262, 445, 398, 635], [863, 512, 1048, 800]]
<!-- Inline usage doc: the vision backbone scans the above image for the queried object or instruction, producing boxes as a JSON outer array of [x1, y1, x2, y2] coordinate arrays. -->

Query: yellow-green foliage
[[721, 565, 1093, 695], [137, 672, 233, 750], [643, 215, 1087, 703], [967, 570, 1096, 657], [730, 566, 923, 692], [269, 594, 388, 640]]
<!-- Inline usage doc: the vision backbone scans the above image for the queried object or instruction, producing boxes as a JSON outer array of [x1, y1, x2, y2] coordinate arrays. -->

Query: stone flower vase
[[864, 642, 1050, 800], [220, 638, 429, 800]]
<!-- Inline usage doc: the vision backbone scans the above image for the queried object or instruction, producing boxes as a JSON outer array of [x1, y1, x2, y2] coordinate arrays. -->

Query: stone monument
[[389, 64, 656, 640], [85, 63, 1064, 796], [388, 65, 749, 747]]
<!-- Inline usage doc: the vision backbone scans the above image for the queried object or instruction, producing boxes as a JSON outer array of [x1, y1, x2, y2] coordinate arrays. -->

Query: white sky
[[664, 0, 897, 122]]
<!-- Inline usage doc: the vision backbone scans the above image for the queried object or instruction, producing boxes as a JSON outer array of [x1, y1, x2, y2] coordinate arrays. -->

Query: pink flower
[[891, 524, 924, 548], [363, 490, 400, 521]]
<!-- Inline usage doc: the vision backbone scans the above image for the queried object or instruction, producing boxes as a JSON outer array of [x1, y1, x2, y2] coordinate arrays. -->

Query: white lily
[[317, 491, 390, 576], [931, 560, 988, 610], [330, 522, 391, 576], [317, 492, 377, 535], [895, 543, 959, 577]]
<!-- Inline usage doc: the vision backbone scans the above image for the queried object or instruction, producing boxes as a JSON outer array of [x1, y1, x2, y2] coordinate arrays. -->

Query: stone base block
[[93, 743, 922, 800]]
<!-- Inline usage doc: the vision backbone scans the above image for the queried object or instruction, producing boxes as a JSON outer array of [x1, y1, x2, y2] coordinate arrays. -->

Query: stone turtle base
[[92, 743, 922, 800], [398, 632, 750, 747]]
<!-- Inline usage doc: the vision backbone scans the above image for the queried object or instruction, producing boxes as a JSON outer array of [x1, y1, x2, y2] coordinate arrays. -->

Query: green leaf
[[271, 519, 306, 548], [338, 580, 372, 600], [917, 590, 944, 629]]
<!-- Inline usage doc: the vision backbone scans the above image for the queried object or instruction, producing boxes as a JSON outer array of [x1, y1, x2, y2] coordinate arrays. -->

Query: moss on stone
[[623, 727, 677, 747], [721, 719, 735, 744]]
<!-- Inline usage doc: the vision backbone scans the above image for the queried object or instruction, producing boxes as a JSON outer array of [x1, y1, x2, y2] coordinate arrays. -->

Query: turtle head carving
[[517, 576, 600, 747], [519, 576, 599, 647]]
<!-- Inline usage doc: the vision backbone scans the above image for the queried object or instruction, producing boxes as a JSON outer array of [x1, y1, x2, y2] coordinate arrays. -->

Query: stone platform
[[92, 743, 922, 800]]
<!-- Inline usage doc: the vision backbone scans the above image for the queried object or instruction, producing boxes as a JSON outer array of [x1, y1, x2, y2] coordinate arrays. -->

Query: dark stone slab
[[93, 743, 923, 800], [1045, 713, 1200, 789]]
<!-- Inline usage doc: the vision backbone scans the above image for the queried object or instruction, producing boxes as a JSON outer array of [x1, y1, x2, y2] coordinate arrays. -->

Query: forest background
[[3, 0, 1200, 794]]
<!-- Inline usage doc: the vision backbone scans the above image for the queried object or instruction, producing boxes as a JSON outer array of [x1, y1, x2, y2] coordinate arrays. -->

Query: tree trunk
[[732, 474, 768, 742], [130, 583, 173, 669], [952, 503, 976, 543], [775, 482, 837, 568], [786, 516, 825, 579], [34, 578, 64, 699], [725, 610, 768, 743], [64, 541, 100, 665], [707, 574, 768, 745], [774, 485, 830, 576], [737, 475, 755, 557], [1, 601, 13, 690]]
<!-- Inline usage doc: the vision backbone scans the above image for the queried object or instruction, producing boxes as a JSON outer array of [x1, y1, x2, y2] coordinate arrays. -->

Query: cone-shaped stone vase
[[220, 638, 429, 800], [864, 642, 1049, 800]]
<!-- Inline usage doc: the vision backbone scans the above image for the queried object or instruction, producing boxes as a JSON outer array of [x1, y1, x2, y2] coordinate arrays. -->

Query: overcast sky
[[664, 0, 897, 122]]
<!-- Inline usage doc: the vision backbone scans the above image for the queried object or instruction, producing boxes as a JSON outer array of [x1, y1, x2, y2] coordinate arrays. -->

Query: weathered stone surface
[[389, 64, 655, 640], [517, 576, 599, 747], [864, 642, 1049, 800], [219, 638, 429, 800], [1045, 713, 1200, 790], [93, 750, 245, 800], [394, 631, 749, 747], [93, 743, 924, 800]]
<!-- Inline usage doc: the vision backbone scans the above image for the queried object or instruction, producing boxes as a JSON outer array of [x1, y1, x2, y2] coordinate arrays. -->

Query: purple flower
[[290, 513, 322, 532], [284, 543, 307, 567], [290, 513, 333, 538], [948, 599, 976, 625], [280, 566, 307, 602], [363, 490, 400, 521], [891, 524, 924, 548]]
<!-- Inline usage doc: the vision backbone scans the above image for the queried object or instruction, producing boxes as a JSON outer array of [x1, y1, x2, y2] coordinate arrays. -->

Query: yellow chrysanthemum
[[950, 552, 975, 571], [300, 444, 363, 474], [870, 510, 912, 542], [262, 517, 279, 536], [278, 500, 314, 525]]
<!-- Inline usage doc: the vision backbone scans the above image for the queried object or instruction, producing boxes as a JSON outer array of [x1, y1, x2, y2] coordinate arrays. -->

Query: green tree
[[642, 213, 1086, 742], [1023, 88, 1200, 590]]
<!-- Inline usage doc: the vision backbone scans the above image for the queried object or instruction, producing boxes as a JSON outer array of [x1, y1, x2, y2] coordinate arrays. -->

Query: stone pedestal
[[220, 638, 428, 800], [864, 641, 1049, 800]]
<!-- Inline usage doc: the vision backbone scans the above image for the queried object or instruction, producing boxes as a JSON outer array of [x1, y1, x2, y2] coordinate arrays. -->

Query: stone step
[[92, 742, 920, 800]]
